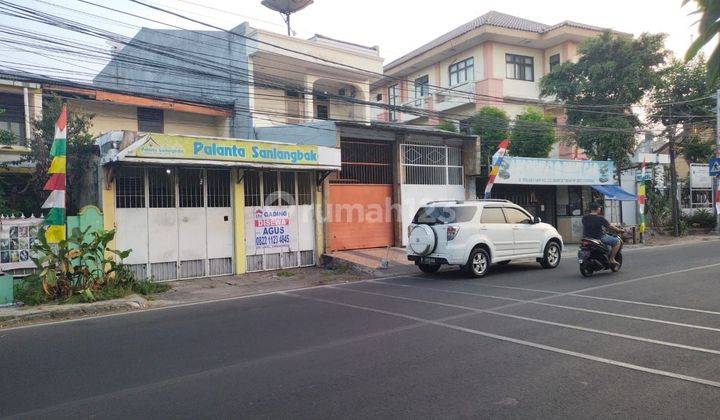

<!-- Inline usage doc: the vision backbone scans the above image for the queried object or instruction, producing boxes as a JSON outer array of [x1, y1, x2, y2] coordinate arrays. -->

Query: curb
[[321, 253, 416, 278], [0, 295, 150, 328]]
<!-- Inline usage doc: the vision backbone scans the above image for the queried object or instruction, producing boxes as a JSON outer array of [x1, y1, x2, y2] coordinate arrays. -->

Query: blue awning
[[592, 185, 637, 201]]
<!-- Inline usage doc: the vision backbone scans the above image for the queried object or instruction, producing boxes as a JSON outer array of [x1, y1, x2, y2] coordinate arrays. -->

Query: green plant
[[684, 0, 720, 83], [0, 129, 17, 146], [132, 279, 170, 295], [470, 106, 510, 165], [13, 277, 50, 305], [687, 208, 717, 228], [30, 227, 131, 301], [436, 119, 457, 132], [508, 107, 555, 158], [276, 270, 295, 277]]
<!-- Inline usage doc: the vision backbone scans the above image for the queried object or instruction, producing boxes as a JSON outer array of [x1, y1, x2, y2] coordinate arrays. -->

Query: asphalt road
[[2, 241, 720, 419]]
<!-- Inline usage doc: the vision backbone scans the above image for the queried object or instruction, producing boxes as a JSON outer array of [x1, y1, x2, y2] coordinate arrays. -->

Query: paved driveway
[[2, 240, 720, 418]]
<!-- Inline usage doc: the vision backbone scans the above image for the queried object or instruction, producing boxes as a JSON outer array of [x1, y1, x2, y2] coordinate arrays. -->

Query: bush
[[14, 277, 50, 306], [132, 279, 170, 295], [687, 208, 716, 229]]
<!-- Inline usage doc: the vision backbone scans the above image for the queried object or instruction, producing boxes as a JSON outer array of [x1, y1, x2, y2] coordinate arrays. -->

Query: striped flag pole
[[637, 159, 647, 237], [483, 139, 509, 199], [42, 105, 67, 243]]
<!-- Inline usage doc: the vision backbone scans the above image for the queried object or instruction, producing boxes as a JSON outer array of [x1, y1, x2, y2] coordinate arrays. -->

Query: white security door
[[244, 170, 316, 272], [114, 167, 234, 281]]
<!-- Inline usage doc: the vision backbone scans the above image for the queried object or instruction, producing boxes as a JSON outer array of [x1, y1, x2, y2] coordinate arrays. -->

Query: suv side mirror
[[533, 216, 542, 224]]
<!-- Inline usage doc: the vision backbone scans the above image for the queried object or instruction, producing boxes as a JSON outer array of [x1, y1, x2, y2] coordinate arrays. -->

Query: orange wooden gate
[[327, 184, 394, 251]]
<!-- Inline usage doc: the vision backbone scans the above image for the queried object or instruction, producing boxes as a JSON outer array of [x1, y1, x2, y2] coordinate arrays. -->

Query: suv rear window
[[412, 206, 477, 225]]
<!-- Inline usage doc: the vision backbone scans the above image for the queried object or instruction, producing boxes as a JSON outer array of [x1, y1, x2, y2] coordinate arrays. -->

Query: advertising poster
[[254, 208, 291, 249], [494, 157, 615, 185], [0, 217, 42, 271]]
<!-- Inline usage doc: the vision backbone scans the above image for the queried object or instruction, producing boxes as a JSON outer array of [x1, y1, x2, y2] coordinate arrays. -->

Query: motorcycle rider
[[582, 201, 624, 266]]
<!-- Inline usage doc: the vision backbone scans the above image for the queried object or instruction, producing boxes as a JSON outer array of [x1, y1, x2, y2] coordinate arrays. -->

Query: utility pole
[[668, 129, 680, 237], [714, 89, 720, 233]]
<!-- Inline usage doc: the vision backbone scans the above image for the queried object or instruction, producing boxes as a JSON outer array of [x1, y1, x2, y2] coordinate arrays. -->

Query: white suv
[[407, 199, 563, 277]]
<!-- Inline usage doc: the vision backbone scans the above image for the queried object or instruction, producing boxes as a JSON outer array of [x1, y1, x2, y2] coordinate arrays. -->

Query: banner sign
[[0, 217, 42, 271], [132, 134, 320, 166], [690, 164, 712, 189], [493, 157, 615, 185], [484, 139, 509, 198], [254, 208, 291, 249]]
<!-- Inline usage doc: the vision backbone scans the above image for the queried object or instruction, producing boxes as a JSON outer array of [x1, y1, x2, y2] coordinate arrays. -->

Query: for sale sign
[[254, 208, 291, 249]]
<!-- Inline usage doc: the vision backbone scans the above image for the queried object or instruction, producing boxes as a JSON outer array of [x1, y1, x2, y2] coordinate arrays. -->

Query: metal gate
[[328, 139, 394, 251], [114, 167, 234, 281], [243, 170, 316, 272]]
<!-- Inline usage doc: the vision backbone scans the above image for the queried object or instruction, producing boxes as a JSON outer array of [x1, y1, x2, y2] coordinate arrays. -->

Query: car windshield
[[412, 206, 477, 225]]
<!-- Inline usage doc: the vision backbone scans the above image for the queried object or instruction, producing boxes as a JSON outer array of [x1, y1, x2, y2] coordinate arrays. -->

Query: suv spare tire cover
[[409, 225, 437, 256]]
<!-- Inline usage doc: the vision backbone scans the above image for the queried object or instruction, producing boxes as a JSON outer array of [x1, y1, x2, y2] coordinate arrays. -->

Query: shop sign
[[254, 208, 291, 249], [690, 164, 712, 189], [132, 134, 320, 166], [493, 157, 615, 185]]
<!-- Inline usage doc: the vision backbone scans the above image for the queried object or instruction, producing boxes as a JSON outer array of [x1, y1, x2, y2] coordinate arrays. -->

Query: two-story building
[[371, 11, 607, 152]]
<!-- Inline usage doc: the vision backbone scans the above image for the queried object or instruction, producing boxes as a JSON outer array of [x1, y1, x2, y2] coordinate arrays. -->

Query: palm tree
[[684, 0, 720, 82]]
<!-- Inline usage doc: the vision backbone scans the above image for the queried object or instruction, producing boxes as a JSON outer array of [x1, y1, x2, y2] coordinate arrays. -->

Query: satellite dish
[[261, 0, 313, 36]]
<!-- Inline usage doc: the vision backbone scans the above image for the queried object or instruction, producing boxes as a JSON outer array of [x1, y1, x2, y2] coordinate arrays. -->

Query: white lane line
[[369, 280, 720, 333], [330, 286, 720, 356], [284, 292, 720, 389], [460, 282, 720, 317]]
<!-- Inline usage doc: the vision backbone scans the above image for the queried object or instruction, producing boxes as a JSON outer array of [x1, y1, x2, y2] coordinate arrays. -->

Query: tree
[[469, 106, 510, 165], [647, 57, 718, 161], [9, 96, 96, 215], [435, 119, 457, 132], [680, 135, 715, 162], [541, 31, 666, 169], [508, 108, 555, 157], [683, 0, 720, 83]]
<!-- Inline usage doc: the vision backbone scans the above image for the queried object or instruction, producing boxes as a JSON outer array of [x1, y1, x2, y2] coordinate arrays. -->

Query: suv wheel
[[465, 248, 490, 278], [540, 241, 561, 269], [418, 263, 441, 274]]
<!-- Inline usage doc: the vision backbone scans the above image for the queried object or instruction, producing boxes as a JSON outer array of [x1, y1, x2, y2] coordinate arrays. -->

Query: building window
[[506, 54, 534, 81], [549, 54, 560, 72], [449, 57, 474, 86], [137, 107, 164, 133], [316, 104, 328, 120], [0, 93, 25, 142], [387, 84, 399, 121], [414, 75, 429, 98]]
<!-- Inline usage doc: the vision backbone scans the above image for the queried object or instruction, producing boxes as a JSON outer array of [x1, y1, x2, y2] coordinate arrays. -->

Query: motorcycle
[[577, 233, 623, 277]]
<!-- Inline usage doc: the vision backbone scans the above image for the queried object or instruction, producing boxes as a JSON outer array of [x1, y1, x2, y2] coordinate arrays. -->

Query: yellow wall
[[232, 169, 246, 275], [164, 110, 225, 137], [101, 171, 116, 253]]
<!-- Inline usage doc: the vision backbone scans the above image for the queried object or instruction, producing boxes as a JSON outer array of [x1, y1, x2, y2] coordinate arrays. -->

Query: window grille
[[115, 167, 145, 208], [279, 171, 296, 206], [179, 169, 204, 208], [401, 143, 464, 186], [137, 107, 164, 133], [297, 172, 313, 205], [263, 171, 279, 206], [148, 168, 175, 208], [207, 170, 231, 207], [332, 139, 392, 184], [244, 171, 261, 207]]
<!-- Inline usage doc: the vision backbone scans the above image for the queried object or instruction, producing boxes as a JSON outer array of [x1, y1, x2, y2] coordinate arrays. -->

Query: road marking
[[371, 280, 720, 333], [284, 292, 720, 389], [331, 286, 720, 356], [460, 282, 720, 317]]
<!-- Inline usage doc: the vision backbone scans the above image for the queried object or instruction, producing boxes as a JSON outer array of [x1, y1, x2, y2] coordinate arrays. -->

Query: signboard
[[0, 216, 42, 271], [637, 153, 670, 164], [709, 158, 720, 177], [493, 157, 615, 185], [254, 208, 291, 249], [635, 170, 652, 182], [690, 164, 712, 189], [131, 134, 321, 166]]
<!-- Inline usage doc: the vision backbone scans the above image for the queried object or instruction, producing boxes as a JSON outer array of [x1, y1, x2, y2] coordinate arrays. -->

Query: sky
[[0, 0, 711, 81]]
